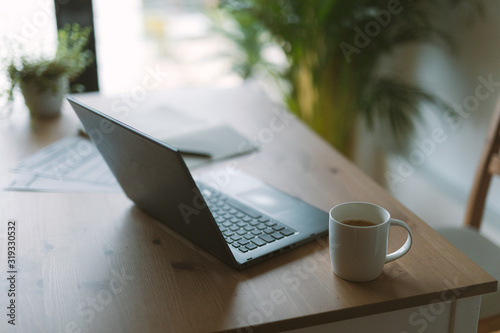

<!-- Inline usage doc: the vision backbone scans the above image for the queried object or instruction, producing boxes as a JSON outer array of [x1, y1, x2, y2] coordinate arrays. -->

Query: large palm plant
[[216, 0, 482, 155]]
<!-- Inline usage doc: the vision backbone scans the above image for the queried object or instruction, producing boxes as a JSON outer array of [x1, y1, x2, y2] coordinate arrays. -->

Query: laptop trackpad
[[238, 187, 298, 214]]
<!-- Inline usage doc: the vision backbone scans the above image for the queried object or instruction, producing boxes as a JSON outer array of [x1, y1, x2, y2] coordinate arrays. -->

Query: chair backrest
[[464, 97, 500, 229]]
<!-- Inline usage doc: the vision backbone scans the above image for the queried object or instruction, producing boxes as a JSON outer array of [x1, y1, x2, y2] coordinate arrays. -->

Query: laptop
[[68, 97, 328, 269]]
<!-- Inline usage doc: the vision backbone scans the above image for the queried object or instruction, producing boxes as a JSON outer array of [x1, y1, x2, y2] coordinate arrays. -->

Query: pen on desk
[[77, 128, 89, 138], [178, 150, 212, 158]]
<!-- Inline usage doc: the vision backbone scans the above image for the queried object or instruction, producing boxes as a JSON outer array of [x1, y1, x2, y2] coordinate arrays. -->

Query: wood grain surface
[[0, 84, 497, 333]]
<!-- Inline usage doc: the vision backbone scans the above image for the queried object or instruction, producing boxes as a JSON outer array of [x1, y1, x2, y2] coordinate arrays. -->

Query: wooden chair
[[438, 99, 500, 333]]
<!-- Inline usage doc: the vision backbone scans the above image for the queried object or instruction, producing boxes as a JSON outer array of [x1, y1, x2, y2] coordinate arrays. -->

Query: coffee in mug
[[340, 219, 377, 227], [329, 202, 413, 282]]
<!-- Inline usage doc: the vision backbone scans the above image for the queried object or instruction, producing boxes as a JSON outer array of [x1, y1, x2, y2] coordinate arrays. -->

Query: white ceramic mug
[[329, 202, 413, 282]]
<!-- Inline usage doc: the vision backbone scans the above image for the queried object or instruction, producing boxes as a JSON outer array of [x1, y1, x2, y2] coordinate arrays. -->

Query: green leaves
[[215, 1, 481, 153], [56, 23, 94, 80], [5, 23, 94, 100], [361, 78, 456, 142]]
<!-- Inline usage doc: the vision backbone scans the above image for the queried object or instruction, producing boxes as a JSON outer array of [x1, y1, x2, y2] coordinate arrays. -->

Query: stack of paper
[[5, 124, 257, 192]]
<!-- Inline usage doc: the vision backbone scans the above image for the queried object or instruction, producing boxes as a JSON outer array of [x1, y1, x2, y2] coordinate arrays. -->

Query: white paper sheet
[[6, 137, 121, 192], [5, 125, 257, 192]]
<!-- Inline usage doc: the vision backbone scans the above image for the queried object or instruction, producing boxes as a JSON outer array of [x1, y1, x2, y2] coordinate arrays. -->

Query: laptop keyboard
[[198, 183, 296, 253]]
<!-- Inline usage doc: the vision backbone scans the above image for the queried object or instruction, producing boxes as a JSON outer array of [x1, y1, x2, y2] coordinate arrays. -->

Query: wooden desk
[[0, 84, 497, 333]]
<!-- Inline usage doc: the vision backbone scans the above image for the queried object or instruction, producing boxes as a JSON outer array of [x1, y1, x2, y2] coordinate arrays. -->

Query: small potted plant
[[5, 23, 94, 118]]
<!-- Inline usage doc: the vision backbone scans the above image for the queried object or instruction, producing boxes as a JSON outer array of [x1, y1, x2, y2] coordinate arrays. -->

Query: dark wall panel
[[54, 0, 99, 92]]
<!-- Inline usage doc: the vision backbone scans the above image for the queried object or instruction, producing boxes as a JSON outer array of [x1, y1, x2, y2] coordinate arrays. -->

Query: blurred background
[[1, 0, 499, 244]]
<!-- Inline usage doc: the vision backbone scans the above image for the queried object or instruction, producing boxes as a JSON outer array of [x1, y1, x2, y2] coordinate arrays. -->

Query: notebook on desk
[[68, 97, 328, 269], [164, 123, 258, 169], [78, 115, 258, 169]]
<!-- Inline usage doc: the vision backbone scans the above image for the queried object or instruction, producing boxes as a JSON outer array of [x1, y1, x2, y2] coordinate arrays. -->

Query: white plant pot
[[20, 76, 69, 119]]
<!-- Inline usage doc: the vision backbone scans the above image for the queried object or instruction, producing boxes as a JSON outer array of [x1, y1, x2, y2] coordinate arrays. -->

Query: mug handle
[[385, 219, 413, 263]]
